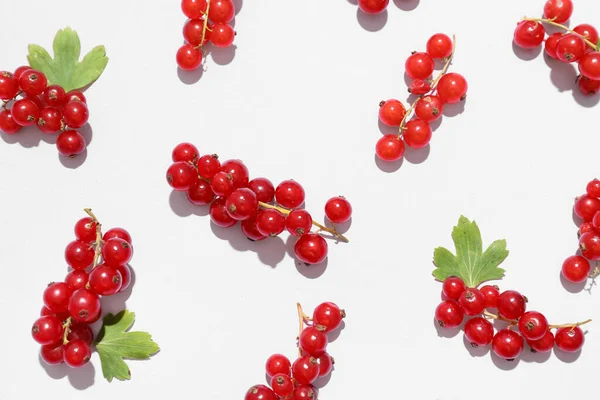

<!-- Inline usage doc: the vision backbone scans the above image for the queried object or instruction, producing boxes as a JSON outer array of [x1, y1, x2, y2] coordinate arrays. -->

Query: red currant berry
[[74, 217, 97, 242], [357, 0, 389, 14], [18, 69, 47, 96], [527, 330, 555, 353], [426, 33, 453, 59], [271, 374, 293, 398], [117, 264, 132, 292], [67, 322, 94, 344], [65, 270, 89, 291], [579, 232, 600, 260], [68, 288, 102, 324], [210, 171, 235, 197], [579, 222, 595, 236], [586, 179, 600, 198], [11, 98, 40, 126], [176, 44, 202, 70], [43, 282, 71, 314], [464, 316, 494, 346], [65, 91, 86, 104], [256, 209, 286, 237], [480, 285, 500, 308], [492, 329, 524, 360], [244, 385, 278, 400], [579, 76, 600, 95], [324, 196, 352, 223], [562, 255, 591, 283], [36, 106, 63, 133], [556, 34, 586, 63], [408, 79, 431, 95], [43, 85, 66, 107], [574, 24, 599, 48], [275, 180, 305, 209], [545, 32, 563, 59], [555, 326, 584, 352], [181, 0, 205, 18], [574, 194, 600, 221], [208, 0, 235, 23], [434, 300, 464, 328], [32, 315, 64, 345], [286, 209, 312, 237], [513, 20, 545, 49], [579, 52, 600, 80], [196, 154, 221, 179], [102, 238, 133, 267], [378, 99, 406, 127], [415, 95, 444, 123], [226, 188, 258, 220], [375, 134, 405, 161], [0, 110, 21, 134], [402, 119, 432, 149], [186, 180, 215, 205], [458, 288, 486, 316], [62, 100, 89, 128], [497, 290, 526, 320], [313, 302, 344, 332], [0, 71, 19, 100], [172, 142, 199, 163], [103, 227, 132, 245], [543, 0, 573, 23], [294, 233, 328, 265], [211, 23, 235, 47], [40, 342, 64, 365], [89, 264, 122, 295], [209, 197, 237, 228], [405, 52, 435, 80], [41, 306, 70, 321], [299, 326, 328, 355], [248, 177, 275, 203], [292, 356, 320, 385], [65, 240, 94, 270], [592, 211, 600, 229], [63, 339, 92, 368], [167, 162, 199, 191], [442, 276, 466, 300], [292, 385, 318, 400], [241, 214, 268, 241], [518, 311, 549, 341], [183, 18, 212, 46], [316, 352, 333, 376], [56, 130, 86, 157], [266, 354, 291, 377], [13, 66, 31, 80], [220, 159, 249, 189], [436, 73, 468, 104]]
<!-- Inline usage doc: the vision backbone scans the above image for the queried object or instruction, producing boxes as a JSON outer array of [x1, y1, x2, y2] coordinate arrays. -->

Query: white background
[[1, 0, 599, 398]]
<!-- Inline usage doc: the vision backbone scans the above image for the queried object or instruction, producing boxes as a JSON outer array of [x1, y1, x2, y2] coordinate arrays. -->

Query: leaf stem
[[296, 303, 312, 356], [483, 310, 591, 330], [522, 17, 600, 51]]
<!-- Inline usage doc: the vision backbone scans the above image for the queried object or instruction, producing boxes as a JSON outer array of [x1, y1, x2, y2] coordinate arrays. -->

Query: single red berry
[[37, 107, 63, 134], [62, 100, 89, 128], [573, 24, 599, 49], [587, 179, 600, 198], [67, 322, 94, 344], [256, 209, 286, 237], [271, 374, 294, 398], [13, 66, 31, 80], [458, 288, 486, 316], [226, 188, 258, 220], [211, 23, 235, 47], [11, 98, 40, 126], [210, 171, 235, 197], [177, 44, 202, 70], [26, 94, 44, 109], [117, 264, 132, 292], [292, 385, 318, 400], [89, 264, 123, 295], [555, 326, 584, 352], [426, 33, 453, 59], [43, 282, 72, 314], [74, 217, 97, 242], [579, 52, 600, 80], [315, 352, 333, 376], [436, 73, 468, 104], [183, 18, 212, 46], [186, 180, 215, 205], [527, 330, 555, 353], [513, 20, 545, 49], [286, 209, 312, 236], [208, 0, 235, 23], [241, 214, 268, 241], [574, 194, 600, 221], [65, 240, 94, 270], [43, 85, 66, 107], [408, 79, 431, 95], [324, 196, 352, 223], [244, 385, 278, 400], [378, 99, 406, 127], [18, 69, 47, 96], [0, 110, 21, 134], [294, 233, 328, 264], [435, 300, 464, 328], [357, 0, 389, 14], [68, 288, 102, 324], [402, 119, 432, 149], [497, 290, 526, 320], [197, 154, 221, 179], [56, 130, 86, 157], [65, 91, 86, 104], [556, 34, 586, 63], [102, 238, 133, 267], [63, 339, 92, 368], [292, 356, 320, 385], [562, 255, 591, 283], [172, 142, 199, 163], [41, 306, 70, 321], [405, 52, 435, 80], [592, 211, 600, 229], [543, 0, 573, 23], [375, 134, 405, 161], [578, 76, 600, 95], [248, 177, 275, 203], [480, 285, 500, 308], [579, 222, 595, 236], [275, 180, 305, 209], [313, 302, 344, 332], [220, 159, 249, 188], [103, 227, 132, 245], [65, 270, 89, 291], [415, 95, 444, 123], [0, 71, 19, 100], [299, 326, 328, 355], [40, 342, 64, 365], [545, 32, 563, 59], [464, 316, 494, 346], [167, 162, 199, 191], [181, 0, 206, 18], [579, 232, 600, 260], [266, 354, 291, 377], [518, 311, 549, 341], [442, 276, 466, 300], [32, 315, 64, 345], [209, 197, 237, 228], [492, 329, 524, 360]]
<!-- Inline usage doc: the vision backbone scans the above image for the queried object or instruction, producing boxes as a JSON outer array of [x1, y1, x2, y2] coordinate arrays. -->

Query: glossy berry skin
[[518, 311, 549, 341], [580, 222, 595, 235], [0, 72, 19, 100], [480, 285, 500, 308], [527, 330, 554, 353], [241, 215, 267, 241], [32, 315, 64, 345], [177, 44, 202, 70], [103, 227, 132, 245], [324, 196, 352, 223], [265, 354, 291, 377], [513, 21, 545, 49], [65, 240, 94, 270], [0, 110, 22, 134], [357, 0, 389, 14], [275, 180, 305, 209], [426, 33, 453, 59], [102, 238, 133, 267], [183, 18, 212, 46], [442, 276, 465, 300], [294, 233, 328, 265], [66, 91, 86, 104], [434, 300, 464, 328], [13, 66, 31, 80], [497, 290, 526, 320], [208, 0, 235, 23], [43, 85, 66, 107], [220, 159, 249, 189], [293, 385, 318, 400], [74, 217, 97, 242], [67, 322, 94, 344], [68, 288, 101, 324], [270, 374, 293, 398], [210, 171, 234, 197], [65, 270, 89, 291], [405, 52, 435, 80], [197, 155, 221, 179], [186, 180, 215, 205], [36, 107, 63, 133], [316, 352, 333, 376], [458, 288, 486, 316], [89, 264, 123, 295], [402, 119, 432, 149], [225, 188, 258, 220], [378, 99, 406, 127], [543, 0, 573, 23], [56, 130, 86, 157], [172, 142, 199, 163], [594, 212, 600, 230], [555, 326, 584, 352], [492, 329, 524, 360], [579, 52, 600, 80], [415, 95, 443, 123], [545, 32, 563, 59], [211, 23, 235, 47], [43, 282, 71, 313], [248, 177, 275, 203], [579, 232, 600, 260], [409, 79, 431, 95], [375, 134, 405, 161], [556, 34, 585, 63], [299, 326, 328, 355], [62, 101, 89, 128], [562, 255, 591, 283], [244, 385, 278, 400], [313, 302, 344, 332], [587, 179, 600, 198], [436, 73, 468, 104], [286, 209, 312, 236], [63, 339, 92, 368], [40, 343, 64, 365], [117, 264, 132, 292], [11, 98, 40, 126], [574, 194, 600, 222], [574, 24, 599, 49], [167, 162, 198, 191], [464, 317, 494, 346], [18, 69, 47, 96], [256, 209, 286, 237], [209, 197, 237, 228], [292, 356, 320, 385], [181, 0, 205, 18]]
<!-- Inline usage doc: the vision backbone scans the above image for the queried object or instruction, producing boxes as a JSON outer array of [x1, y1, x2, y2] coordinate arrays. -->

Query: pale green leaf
[[95, 310, 160, 383], [27, 45, 60, 84], [70, 46, 109, 91]]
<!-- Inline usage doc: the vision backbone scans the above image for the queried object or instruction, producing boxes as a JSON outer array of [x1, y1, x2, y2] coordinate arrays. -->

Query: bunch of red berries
[[513, 0, 600, 95], [0, 67, 90, 156], [166, 143, 351, 265], [562, 179, 600, 283], [436, 276, 590, 360], [177, 0, 236, 71], [31, 209, 133, 368], [245, 302, 345, 400], [376, 33, 467, 163]]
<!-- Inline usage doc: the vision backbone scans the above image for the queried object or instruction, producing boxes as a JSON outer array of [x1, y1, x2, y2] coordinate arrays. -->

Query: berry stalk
[[522, 17, 600, 51], [199, 0, 212, 50], [84, 208, 104, 270], [483, 310, 591, 329], [296, 303, 312, 356]]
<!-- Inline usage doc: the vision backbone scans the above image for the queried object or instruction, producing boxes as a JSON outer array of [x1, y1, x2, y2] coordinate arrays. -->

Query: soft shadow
[[572, 209, 583, 227], [546, 57, 577, 92], [232, 0, 243, 14], [59, 149, 88, 169], [433, 317, 461, 338], [39, 354, 96, 390], [295, 258, 328, 279], [553, 347, 581, 363], [560, 270, 586, 293], [177, 65, 204, 85], [1, 125, 43, 148], [323, 218, 352, 235], [168, 190, 210, 217], [374, 152, 403, 172], [521, 348, 552, 363], [462, 334, 490, 357], [403, 72, 412, 88], [356, 8, 388, 32], [428, 117, 443, 132], [573, 86, 600, 107], [347, 0, 358, 4], [79, 124, 93, 147], [327, 320, 345, 343], [442, 100, 466, 117], [393, 0, 420, 11], [312, 372, 332, 389], [490, 352, 520, 370], [378, 119, 396, 135], [210, 45, 237, 66], [404, 144, 430, 164], [512, 41, 542, 61]]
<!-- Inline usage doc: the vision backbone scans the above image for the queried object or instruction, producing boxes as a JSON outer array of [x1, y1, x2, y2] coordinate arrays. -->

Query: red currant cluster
[[245, 302, 345, 400], [376, 33, 468, 163], [562, 179, 600, 283], [513, 0, 600, 95], [436, 277, 590, 360], [31, 209, 133, 368], [0, 67, 90, 157], [166, 143, 351, 265], [177, 0, 236, 71]]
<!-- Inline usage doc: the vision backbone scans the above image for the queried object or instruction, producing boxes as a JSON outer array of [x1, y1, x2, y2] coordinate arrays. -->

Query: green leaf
[[27, 27, 108, 92], [95, 310, 160, 382], [432, 216, 508, 287]]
